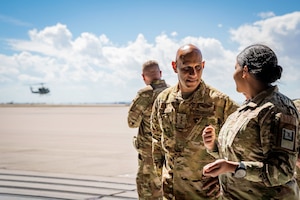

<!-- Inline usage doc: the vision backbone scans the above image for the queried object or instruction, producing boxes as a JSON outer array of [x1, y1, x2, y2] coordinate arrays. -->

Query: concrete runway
[[0, 105, 138, 199]]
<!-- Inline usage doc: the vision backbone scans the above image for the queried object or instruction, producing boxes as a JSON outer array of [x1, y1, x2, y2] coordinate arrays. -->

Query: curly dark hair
[[237, 44, 282, 84]]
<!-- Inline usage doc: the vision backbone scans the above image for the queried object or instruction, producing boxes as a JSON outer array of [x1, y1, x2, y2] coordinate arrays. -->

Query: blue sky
[[0, 0, 300, 104]]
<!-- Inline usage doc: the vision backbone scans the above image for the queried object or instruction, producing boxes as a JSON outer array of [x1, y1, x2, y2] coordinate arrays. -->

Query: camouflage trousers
[[136, 153, 162, 200]]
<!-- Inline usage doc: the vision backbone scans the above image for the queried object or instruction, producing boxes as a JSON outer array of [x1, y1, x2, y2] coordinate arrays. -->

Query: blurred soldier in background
[[128, 60, 168, 199], [293, 98, 300, 187], [151, 44, 239, 199], [294, 99, 300, 112]]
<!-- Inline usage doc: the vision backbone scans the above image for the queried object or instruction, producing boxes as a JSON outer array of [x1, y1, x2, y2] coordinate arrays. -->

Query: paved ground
[[0, 105, 138, 199]]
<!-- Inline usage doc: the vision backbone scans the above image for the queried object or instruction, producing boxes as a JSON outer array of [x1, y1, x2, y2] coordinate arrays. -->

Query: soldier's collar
[[174, 80, 206, 102], [251, 85, 278, 105], [238, 86, 278, 112], [151, 79, 167, 89]]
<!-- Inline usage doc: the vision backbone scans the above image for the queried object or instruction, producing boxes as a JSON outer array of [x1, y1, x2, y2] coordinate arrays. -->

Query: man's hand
[[202, 176, 221, 198], [297, 158, 300, 168], [202, 125, 216, 151]]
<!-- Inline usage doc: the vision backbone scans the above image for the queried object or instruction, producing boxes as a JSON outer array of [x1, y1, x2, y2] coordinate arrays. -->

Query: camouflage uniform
[[213, 86, 300, 199], [151, 80, 238, 200], [294, 99, 300, 111], [293, 99, 300, 188], [128, 79, 168, 200]]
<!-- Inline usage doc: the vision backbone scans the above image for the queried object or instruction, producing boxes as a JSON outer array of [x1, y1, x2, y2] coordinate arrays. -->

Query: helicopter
[[30, 83, 50, 95]]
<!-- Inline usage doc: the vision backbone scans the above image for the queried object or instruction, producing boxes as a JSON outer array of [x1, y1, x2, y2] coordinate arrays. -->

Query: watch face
[[235, 169, 246, 178]]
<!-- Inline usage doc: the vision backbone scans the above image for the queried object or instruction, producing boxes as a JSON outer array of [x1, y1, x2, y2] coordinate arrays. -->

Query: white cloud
[[28, 23, 72, 49], [0, 12, 300, 104], [0, 14, 32, 27], [171, 32, 178, 37], [258, 11, 275, 19], [230, 11, 300, 52]]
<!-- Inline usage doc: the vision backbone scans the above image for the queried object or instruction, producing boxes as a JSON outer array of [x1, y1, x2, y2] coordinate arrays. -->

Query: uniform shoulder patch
[[275, 113, 298, 151], [281, 128, 295, 150]]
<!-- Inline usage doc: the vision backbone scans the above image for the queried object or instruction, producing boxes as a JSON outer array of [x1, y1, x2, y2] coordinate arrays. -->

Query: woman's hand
[[203, 159, 238, 177], [202, 125, 216, 151]]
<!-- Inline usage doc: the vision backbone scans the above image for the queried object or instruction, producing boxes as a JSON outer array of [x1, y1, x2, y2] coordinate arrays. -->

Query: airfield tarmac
[[0, 105, 138, 199]]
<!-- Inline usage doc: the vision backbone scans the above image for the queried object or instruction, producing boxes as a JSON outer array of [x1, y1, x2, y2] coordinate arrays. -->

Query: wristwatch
[[233, 162, 246, 178]]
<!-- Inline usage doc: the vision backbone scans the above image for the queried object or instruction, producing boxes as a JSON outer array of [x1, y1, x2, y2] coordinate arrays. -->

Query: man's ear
[[142, 74, 146, 81], [172, 61, 177, 73]]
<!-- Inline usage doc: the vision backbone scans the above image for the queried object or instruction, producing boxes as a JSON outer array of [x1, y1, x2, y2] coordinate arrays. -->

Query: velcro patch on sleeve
[[281, 128, 295, 150], [275, 113, 298, 151]]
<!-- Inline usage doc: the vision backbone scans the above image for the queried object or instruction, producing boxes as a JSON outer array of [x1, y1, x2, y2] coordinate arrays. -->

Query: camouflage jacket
[[293, 99, 300, 189], [151, 80, 239, 200], [128, 79, 168, 158], [215, 86, 300, 200], [293, 99, 300, 110]]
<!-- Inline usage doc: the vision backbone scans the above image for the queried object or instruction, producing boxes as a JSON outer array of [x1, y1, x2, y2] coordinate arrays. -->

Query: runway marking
[[0, 170, 137, 200]]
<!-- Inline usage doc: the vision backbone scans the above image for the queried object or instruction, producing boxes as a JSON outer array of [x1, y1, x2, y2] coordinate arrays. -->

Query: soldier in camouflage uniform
[[203, 44, 300, 199], [128, 60, 168, 200], [293, 98, 300, 187], [151, 44, 239, 199], [294, 99, 300, 112]]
